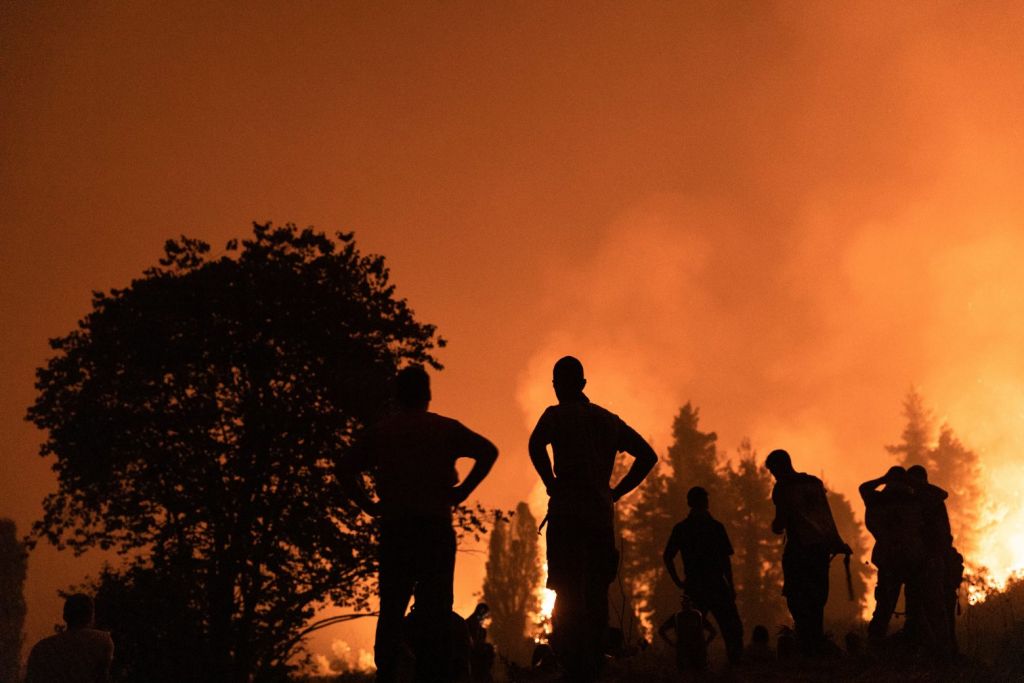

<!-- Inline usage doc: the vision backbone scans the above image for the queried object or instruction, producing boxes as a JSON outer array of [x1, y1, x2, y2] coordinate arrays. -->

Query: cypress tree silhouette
[[482, 502, 542, 664]]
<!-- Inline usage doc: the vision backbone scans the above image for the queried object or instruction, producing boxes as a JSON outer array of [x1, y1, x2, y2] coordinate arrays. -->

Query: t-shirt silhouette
[[25, 628, 114, 683], [349, 410, 482, 520], [532, 399, 637, 521], [667, 510, 734, 596]]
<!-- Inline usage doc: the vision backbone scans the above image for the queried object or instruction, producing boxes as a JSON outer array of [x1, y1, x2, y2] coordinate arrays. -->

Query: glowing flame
[[532, 560, 556, 641], [539, 585, 556, 621]]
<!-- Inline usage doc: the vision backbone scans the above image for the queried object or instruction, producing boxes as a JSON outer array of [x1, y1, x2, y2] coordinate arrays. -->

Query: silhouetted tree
[[886, 388, 933, 467], [482, 502, 541, 664], [824, 489, 870, 627], [929, 424, 982, 557], [886, 391, 982, 559], [719, 442, 786, 632], [0, 519, 27, 683], [26, 223, 489, 682]]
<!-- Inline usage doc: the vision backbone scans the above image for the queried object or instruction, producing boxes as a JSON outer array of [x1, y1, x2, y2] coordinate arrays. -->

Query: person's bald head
[[552, 356, 586, 402]]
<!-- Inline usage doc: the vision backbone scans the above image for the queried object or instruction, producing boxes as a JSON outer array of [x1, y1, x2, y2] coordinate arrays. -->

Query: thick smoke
[[517, 2, 1024, 584]]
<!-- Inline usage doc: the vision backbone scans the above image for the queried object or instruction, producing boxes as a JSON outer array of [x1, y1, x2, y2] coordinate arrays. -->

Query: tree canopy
[[26, 223, 484, 681]]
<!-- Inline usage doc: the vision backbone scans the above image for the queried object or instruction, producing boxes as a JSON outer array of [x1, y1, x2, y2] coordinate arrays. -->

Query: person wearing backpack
[[766, 449, 851, 656]]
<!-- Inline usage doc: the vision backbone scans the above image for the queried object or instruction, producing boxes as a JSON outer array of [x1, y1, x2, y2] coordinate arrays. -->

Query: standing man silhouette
[[528, 356, 657, 682], [339, 366, 498, 683], [663, 486, 744, 664], [765, 449, 851, 656], [860, 466, 925, 643]]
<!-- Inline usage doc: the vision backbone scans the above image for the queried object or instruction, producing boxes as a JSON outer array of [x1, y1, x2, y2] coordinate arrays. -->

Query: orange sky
[[5, 0, 1024, 667]]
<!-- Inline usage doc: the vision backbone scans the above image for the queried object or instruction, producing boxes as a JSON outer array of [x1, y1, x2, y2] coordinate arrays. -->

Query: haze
[[4, 0, 1024, 664]]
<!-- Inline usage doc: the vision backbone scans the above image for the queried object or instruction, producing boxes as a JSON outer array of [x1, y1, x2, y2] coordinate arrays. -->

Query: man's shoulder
[[585, 401, 622, 421], [31, 628, 113, 653], [29, 633, 61, 654], [78, 627, 114, 646], [425, 411, 463, 428], [798, 472, 824, 486]]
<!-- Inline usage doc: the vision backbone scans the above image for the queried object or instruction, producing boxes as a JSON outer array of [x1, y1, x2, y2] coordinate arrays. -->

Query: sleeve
[[448, 418, 486, 451], [533, 407, 556, 442]]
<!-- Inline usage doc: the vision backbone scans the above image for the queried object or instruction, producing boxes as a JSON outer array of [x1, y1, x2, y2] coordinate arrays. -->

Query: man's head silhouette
[[686, 486, 709, 511], [907, 464, 929, 483], [764, 449, 794, 478], [395, 365, 431, 410], [63, 593, 94, 629], [552, 356, 586, 402]]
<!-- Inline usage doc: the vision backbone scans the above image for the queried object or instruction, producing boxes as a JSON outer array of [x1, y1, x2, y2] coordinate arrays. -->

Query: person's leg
[[709, 598, 744, 664], [376, 521, 417, 683], [410, 521, 457, 683], [785, 549, 828, 656], [868, 567, 901, 641], [808, 551, 830, 654], [579, 570, 610, 681]]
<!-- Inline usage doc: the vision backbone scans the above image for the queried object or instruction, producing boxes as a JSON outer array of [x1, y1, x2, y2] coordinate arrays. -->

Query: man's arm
[[335, 440, 381, 517], [723, 555, 736, 598], [610, 424, 658, 502], [719, 524, 736, 595], [95, 634, 114, 683], [528, 414, 557, 493], [770, 486, 786, 535], [663, 532, 685, 589], [451, 429, 499, 506], [657, 616, 677, 647], [858, 475, 885, 504]]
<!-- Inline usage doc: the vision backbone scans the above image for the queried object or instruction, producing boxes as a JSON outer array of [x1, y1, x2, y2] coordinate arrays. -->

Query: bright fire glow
[[539, 585, 556, 621]]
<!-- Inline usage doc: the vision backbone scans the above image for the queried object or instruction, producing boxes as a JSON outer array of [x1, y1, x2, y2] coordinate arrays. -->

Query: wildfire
[[965, 471, 1024, 603], [533, 559, 556, 641], [540, 585, 556, 621]]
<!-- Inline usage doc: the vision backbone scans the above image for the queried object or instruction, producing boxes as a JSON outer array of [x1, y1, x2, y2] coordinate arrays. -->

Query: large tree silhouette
[[886, 390, 982, 560], [26, 223, 485, 681], [482, 502, 542, 665], [0, 519, 27, 683], [886, 388, 932, 467]]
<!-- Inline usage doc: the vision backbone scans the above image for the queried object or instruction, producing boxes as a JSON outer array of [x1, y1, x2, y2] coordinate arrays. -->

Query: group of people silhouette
[[26, 356, 963, 683], [341, 356, 968, 682]]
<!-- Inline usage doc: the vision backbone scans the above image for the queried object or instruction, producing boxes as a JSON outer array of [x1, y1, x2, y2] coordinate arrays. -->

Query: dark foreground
[[303, 648, 1024, 683]]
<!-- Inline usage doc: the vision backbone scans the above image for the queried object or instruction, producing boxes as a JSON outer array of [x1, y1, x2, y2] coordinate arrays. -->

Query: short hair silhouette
[[552, 356, 585, 386], [907, 464, 928, 482], [395, 366, 431, 408], [686, 486, 709, 509], [764, 449, 792, 472], [63, 593, 94, 628], [884, 465, 907, 484]]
